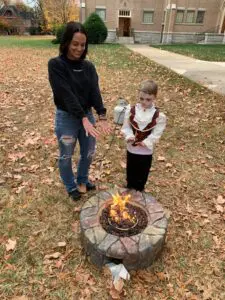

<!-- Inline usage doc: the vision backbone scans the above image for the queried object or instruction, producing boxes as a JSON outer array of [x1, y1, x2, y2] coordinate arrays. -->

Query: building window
[[176, 10, 185, 23], [119, 10, 131, 17], [186, 10, 195, 23], [95, 8, 106, 21], [4, 10, 13, 18], [196, 10, 205, 24], [143, 11, 154, 24]]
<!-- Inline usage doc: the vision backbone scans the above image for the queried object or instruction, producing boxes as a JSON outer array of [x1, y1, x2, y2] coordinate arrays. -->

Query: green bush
[[0, 18, 9, 31], [52, 24, 66, 44], [29, 26, 41, 35], [83, 13, 107, 44]]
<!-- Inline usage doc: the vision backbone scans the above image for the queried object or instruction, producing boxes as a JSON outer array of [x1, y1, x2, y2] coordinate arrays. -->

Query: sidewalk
[[126, 44, 225, 96]]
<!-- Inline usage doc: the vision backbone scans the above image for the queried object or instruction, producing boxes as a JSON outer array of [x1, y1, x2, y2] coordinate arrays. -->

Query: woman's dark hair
[[59, 22, 88, 59]]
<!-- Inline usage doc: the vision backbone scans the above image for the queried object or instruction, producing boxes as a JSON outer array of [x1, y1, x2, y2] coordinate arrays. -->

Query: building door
[[119, 17, 131, 37]]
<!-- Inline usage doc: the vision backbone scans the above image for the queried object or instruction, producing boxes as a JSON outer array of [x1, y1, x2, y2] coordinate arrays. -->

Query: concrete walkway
[[126, 44, 225, 96]]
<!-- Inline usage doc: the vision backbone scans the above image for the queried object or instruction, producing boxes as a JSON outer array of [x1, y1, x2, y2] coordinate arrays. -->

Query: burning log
[[109, 193, 137, 226]]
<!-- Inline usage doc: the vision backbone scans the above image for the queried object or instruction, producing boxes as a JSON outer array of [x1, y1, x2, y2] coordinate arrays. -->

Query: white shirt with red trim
[[121, 103, 166, 155]]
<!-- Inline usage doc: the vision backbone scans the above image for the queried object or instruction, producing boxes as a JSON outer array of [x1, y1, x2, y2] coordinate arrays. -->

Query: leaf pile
[[0, 41, 224, 299]]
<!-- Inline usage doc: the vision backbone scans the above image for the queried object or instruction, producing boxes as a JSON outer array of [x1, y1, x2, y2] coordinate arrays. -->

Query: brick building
[[80, 0, 225, 44], [0, 5, 36, 35]]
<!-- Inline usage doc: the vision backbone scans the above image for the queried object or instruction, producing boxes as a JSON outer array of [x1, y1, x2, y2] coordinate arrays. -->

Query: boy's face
[[139, 91, 156, 109]]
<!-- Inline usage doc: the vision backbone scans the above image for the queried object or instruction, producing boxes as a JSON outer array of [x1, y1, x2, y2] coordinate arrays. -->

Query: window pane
[[176, 10, 184, 23], [96, 9, 106, 21], [196, 11, 205, 23], [119, 10, 131, 17], [143, 12, 153, 23], [186, 11, 195, 23]]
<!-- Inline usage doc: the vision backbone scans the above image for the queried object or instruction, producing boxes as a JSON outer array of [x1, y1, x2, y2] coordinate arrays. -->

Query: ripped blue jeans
[[55, 109, 96, 193]]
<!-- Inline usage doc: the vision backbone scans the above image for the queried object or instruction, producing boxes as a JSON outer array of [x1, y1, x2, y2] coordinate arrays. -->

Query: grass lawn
[[0, 36, 225, 299], [152, 44, 225, 61], [0, 35, 56, 48]]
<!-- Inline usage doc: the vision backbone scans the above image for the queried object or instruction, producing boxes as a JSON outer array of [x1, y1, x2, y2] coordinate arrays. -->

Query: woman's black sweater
[[48, 55, 106, 119]]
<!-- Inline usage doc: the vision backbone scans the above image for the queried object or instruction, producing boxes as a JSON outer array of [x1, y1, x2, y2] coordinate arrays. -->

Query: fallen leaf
[[14, 175, 22, 180], [8, 152, 25, 162], [213, 235, 221, 248], [57, 241, 66, 247], [15, 181, 29, 194], [0, 178, 5, 184], [41, 178, 54, 185], [114, 278, 124, 292], [71, 221, 80, 233], [156, 272, 166, 281], [73, 206, 81, 213], [24, 137, 39, 147], [55, 260, 64, 269], [4, 263, 17, 271], [215, 204, 223, 213], [120, 161, 126, 169], [166, 163, 173, 168], [97, 184, 108, 191], [109, 287, 121, 299], [216, 195, 225, 205], [0, 199, 7, 208], [164, 208, 171, 218], [11, 297, 29, 300], [44, 252, 61, 260], [157, 156, 166, 162], [87, 277, 96, 286], [5, 239, 17, 251], [43, 259, 51, 265], [75, 273, 90, 284]]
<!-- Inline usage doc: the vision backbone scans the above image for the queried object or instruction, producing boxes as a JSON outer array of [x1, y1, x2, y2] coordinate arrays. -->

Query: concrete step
[[117, 36, 134, 44]]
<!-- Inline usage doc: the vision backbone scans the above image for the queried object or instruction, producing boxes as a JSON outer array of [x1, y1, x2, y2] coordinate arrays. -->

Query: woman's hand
[[82, 117, 100, 138], [97, 120, 112, 135]]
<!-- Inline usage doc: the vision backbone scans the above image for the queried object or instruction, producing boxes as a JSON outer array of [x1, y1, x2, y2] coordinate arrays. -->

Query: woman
[[48, 22, 110, 201]]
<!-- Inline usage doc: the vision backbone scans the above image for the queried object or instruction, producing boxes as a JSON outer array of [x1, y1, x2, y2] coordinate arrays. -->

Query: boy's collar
[[137, 103, 155, 111]]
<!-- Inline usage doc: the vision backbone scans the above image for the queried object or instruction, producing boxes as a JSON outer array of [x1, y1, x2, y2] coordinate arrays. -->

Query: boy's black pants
[[126, 151, 152, 192]]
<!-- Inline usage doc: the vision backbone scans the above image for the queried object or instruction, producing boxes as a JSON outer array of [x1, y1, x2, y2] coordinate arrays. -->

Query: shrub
[[51, 24, 66, 44], [29, 26, 41, 35], [0, 17, 9, 31], [83, 13, 107, 44]]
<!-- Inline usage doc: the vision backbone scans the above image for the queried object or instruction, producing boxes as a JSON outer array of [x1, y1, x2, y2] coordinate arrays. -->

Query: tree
[[33, 0, 79, 32], [0, 16, 9, 30], [0, 0, 10, 7], [33, 0, 48, 32], [83, 13, 108, 44]]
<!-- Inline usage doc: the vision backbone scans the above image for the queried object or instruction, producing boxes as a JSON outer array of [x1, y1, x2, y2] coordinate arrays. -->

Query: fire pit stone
[[80, 188, 168, 270]]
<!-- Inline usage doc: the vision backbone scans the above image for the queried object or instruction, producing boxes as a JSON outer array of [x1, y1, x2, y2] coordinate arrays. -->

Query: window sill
[[142, 23, 154, 25], [175, 23, 204, 25]]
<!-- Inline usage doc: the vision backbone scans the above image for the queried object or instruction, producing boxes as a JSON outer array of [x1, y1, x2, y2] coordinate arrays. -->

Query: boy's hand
[[127, 137, 135, 142], [135, 141, 145, 147]]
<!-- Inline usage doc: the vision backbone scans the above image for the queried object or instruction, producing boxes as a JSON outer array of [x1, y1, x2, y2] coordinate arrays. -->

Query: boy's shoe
[[86, 182, 96, 191], [68, 189, 81, 201]]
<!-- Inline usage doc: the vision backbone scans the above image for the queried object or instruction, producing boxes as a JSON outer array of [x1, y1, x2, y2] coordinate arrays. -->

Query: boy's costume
[[121, 103, 166, 191]]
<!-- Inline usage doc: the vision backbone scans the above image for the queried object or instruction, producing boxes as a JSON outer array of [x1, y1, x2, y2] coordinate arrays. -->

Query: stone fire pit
[[80, 188, 168, 271]]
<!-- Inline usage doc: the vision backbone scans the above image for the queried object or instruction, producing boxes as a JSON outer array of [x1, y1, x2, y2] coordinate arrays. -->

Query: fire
[[109, 193, 136, 224]]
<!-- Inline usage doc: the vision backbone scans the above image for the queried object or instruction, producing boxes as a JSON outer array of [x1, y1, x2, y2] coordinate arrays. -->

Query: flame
[[109, 193, 136, 224]]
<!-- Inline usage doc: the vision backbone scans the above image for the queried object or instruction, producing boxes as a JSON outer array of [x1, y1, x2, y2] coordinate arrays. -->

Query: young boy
[[121, 80, 166, 192]]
